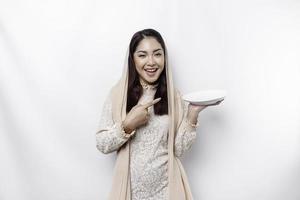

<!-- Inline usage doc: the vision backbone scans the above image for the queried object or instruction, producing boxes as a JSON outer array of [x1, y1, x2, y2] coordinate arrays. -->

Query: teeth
[[145, 68, 157, 72]]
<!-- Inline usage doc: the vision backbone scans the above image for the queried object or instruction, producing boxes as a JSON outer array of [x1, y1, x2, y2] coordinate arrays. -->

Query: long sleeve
[[174, 100, 198, 158], [95, 93, 131, 154]]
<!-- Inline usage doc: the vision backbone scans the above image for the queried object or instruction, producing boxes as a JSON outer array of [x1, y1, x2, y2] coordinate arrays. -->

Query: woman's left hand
[[189, 99, 224, 113], [187, 99, 224, 125]]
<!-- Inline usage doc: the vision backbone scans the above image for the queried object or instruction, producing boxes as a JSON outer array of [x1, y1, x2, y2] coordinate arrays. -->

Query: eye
[[138, 54, 146, 58], [155, 53, 162, 57]]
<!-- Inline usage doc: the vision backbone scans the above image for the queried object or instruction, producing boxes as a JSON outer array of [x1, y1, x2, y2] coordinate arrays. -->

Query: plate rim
[[182, 89, 227, 103]]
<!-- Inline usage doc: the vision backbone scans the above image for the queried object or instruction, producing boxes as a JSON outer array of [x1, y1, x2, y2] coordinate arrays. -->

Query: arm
[[174, 91, 224, 157], [95, 94, 135, 154], [174, 100, 199, 158]]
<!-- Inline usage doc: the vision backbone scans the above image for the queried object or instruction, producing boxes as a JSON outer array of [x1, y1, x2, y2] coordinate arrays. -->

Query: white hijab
[[107, 45, 194, 200]]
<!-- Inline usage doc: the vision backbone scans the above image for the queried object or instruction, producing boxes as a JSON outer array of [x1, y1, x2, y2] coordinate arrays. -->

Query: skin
[[122, 37, 223, 134], [134, 37, 165, 85]]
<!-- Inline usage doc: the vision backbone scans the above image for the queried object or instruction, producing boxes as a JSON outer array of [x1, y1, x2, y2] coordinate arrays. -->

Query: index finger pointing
[[143, 97, 161, 108]]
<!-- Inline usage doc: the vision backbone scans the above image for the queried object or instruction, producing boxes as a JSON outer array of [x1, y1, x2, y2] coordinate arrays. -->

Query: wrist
[[122, 120, 135, 134], [186, 114, 198, 125], [185, 117, 198, 128], [187, 108, 200, 125], [119, 122, 136, 139]]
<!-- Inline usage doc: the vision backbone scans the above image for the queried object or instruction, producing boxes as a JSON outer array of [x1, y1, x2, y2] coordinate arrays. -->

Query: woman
[[96, 28, 222, 200]]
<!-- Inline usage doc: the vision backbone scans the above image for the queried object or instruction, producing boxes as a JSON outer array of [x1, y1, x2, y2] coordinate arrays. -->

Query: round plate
[[182, 90, 227, 106]]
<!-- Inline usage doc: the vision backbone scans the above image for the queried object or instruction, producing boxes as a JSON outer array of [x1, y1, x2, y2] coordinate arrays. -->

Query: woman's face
[[133, 37, 165, 85]]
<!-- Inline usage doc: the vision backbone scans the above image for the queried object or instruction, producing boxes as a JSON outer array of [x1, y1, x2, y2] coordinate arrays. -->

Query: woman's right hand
[[122, 97, 161, 134]]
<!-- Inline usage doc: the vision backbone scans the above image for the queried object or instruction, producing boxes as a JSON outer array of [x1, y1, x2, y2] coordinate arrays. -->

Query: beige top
[[96, 86, 197, 200]]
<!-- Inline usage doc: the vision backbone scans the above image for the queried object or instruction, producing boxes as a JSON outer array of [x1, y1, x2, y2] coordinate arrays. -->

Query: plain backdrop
[[0, 0, 300, 199]]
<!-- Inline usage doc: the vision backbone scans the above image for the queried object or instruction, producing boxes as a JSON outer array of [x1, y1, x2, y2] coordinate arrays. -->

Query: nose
[[147, 56, 155, 66]]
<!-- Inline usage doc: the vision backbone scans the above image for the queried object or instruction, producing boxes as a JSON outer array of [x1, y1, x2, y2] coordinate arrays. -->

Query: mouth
[[144, 68, 158, 76]]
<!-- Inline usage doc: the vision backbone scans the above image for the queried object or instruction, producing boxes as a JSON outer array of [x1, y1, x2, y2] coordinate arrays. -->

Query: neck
[[139, 78, 158, 90]]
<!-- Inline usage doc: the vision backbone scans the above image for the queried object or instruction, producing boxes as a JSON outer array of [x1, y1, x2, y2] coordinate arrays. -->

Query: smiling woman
[[134, 38, 164, 82], [126, 31, 168, 116], [95, 28, 221, 200]]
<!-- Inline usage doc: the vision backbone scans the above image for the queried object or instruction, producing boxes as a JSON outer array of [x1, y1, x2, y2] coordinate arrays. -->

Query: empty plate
[[182, 90, 227, 106]]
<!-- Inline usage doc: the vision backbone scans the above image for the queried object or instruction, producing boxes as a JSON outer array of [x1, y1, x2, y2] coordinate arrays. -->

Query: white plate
[[182, 90, 227, 106]]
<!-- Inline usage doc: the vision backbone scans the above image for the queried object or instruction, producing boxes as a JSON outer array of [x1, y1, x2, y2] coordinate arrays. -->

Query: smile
[[144, 68, 158, 77], [145, 68, 158, 72]]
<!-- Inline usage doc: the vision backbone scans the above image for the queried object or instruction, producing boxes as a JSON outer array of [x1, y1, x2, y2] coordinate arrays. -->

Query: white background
[[0, 0, 300, 199]]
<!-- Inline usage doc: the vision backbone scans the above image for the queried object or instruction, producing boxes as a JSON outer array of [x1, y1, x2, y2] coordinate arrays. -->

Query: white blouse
[[96, 87, 197, 200]]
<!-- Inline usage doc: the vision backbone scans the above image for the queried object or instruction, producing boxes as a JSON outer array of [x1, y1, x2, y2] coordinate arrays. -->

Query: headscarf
[[107, 44, 194, 200]]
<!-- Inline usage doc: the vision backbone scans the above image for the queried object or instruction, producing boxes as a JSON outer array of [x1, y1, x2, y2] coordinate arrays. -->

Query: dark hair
[[126, 28, 168, 115]]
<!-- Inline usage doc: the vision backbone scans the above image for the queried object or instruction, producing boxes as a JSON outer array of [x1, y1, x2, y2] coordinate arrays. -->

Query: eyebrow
[[136, 48, 163, 53]]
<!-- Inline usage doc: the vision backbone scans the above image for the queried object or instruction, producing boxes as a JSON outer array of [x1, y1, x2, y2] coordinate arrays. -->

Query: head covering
[[107, 44, 194, 200]]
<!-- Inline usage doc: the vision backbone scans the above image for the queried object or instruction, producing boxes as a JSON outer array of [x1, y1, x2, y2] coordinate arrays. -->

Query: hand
[[187, 99, 224, 124], [189, 99, 224, 113], [122, 98, 161, 133]]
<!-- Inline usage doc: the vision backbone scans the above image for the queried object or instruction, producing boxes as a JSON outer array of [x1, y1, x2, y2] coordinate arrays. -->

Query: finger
[[145, 109, 149, 115], [143, 97, 161, 108], [144, 113, 150, 122], [212, 100, 223, 105], [217, 99, 224, 104]]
